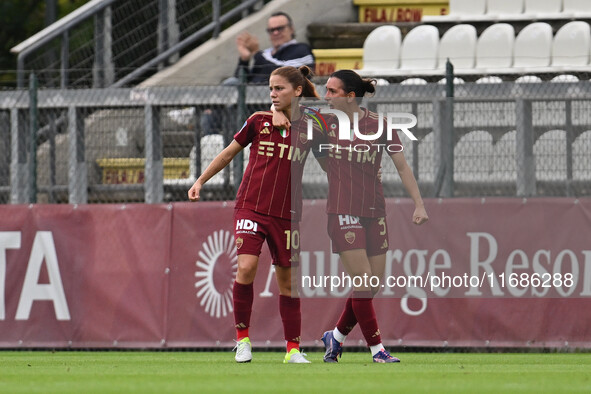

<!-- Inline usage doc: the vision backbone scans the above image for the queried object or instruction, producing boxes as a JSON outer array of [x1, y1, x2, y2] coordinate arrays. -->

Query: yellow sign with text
[[354, 0, 448, 22], [313, 49, 364, 76], [97, 158, 190, 184]]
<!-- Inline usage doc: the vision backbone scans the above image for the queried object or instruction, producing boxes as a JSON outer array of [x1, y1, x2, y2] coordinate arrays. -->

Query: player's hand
[[188, 181, 203, 202], [272, 109, 291, 129], [412, 206, 429, 225]]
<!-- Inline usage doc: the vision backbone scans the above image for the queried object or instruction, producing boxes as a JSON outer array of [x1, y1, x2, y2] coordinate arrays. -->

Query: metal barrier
[[10, 0, 270, 89], [1, 81, 590, 205]]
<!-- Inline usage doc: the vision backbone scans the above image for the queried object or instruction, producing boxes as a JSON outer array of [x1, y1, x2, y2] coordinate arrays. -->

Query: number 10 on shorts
[[284, 230, 300, 251]]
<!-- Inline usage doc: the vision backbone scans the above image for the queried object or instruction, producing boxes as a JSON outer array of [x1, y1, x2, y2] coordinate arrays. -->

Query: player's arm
[[188, 140, 244, 201], [389, 152, 429, 225]]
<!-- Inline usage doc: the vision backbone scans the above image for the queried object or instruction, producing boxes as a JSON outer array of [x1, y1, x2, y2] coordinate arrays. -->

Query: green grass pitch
[[1, 351, 590, 393]]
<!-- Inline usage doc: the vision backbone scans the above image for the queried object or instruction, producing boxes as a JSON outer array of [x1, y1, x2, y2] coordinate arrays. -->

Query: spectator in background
[[224, 12, 315, 85], [205, 13, 315, 136]]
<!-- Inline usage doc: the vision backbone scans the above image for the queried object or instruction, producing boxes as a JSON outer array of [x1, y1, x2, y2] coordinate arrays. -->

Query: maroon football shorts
[[327, 214, 389, 257], [233, 208, 300, 267]]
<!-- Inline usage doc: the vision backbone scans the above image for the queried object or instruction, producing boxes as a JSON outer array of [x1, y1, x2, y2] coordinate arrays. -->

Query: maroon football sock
[[336, 296, 358, 336], [233, 281, 253, 340], [279, 295, 301, 349], [351, 291, 382, 346]]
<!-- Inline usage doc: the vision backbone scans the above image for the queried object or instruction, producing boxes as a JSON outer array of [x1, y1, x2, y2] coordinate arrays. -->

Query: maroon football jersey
[[233, 109, 323, 221], [324, 108, 402, 218]]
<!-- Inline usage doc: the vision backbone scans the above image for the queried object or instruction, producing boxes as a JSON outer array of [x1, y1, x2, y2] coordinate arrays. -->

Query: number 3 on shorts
[[284, 230, 300, 250]]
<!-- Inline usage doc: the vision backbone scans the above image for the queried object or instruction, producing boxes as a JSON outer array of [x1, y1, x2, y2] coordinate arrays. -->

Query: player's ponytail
[[298, 66, 319, 98], [271, 66, 320, 99]]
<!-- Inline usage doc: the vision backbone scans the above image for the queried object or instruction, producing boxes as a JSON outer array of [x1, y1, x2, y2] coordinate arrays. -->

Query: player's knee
[[236, 258, 258, 282]]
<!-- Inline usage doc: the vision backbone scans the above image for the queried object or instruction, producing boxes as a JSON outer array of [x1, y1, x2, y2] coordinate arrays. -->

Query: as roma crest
[[345, 231, 355, 244], [299, 133, 308, 144], [236, 237, 243, 249]]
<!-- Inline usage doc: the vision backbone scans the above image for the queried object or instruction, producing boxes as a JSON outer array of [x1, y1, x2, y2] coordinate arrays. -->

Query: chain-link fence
[[1, 79, 590, 205]]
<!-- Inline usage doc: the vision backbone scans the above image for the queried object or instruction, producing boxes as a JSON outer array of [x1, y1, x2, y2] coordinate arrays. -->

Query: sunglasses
[[266, 24, 289, 34]]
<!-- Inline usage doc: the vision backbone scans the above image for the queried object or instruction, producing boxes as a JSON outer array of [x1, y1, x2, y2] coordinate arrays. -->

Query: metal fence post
[[440, 97, 455, 197], [193, 106, 202, 183], [565, 99, 573, 197], [10, 109, 28, 203], [145, 104, 163, 203], [233, 68, 247, 192], [16, 54, 25, 89], [411, 102, 419, 179], [0, 112, 10, 200], [434, 62, 455, 198], [158, 0, 169, 70], [434, 98, 454, 198], [213, 0, 221, 38], [68, 106, 87, 204], [432, 99, 444, 197], [516, 99, 536, 197], [93, 6, 114, 88], [48, 112, 58, 203], [60, 31, 69, 89], [442, 60, 455, 197], [28, 74, 38, 203], [158, 0, 180, 69]]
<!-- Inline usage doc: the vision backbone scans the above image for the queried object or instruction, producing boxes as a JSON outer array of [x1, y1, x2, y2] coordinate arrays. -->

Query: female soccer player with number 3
[[319, 70, 429, 363]]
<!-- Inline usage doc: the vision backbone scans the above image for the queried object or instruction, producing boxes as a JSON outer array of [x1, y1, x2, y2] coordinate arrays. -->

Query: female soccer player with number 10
[[188, 65, 324, 364]]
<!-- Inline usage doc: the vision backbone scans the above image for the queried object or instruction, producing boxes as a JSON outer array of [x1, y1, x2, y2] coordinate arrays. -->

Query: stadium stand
[[551, 74, 580, 82], [512, 22, 553, 68], [551, 21, 591, 69], [399, 24, 440, 72], [359, 25, 402, 76], [514, 75, 543, 83], [419, 0, 487, 22], [437, 24, 477, 71], [400, 77, 428, 85], [475, 76, 503, 83], [564, 0, 591, 18], [423, 0, 580, 21], [486, 0, 525, 20], [522, 0, 563, 20], [474, 23, 515, 70], [437, 77, 464, 84], [358, 19, 591, 80], [357, 24, 440, 77]]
